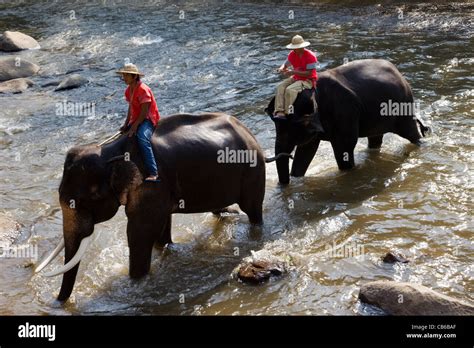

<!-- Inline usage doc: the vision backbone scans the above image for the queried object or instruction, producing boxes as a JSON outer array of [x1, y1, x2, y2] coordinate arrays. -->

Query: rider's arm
[[288, 61, 317, 77], [290, 69, 314, 78], [278, 59, 291, 72], [122, 106, 131, 127], [127, 102, 151, 137], [133, 103, 150, 127]]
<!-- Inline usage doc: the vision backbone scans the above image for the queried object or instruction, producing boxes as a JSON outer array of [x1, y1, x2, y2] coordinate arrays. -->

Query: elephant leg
[[291, 139, 320, 177], [154, 214, 172, 248], [239, 168, 265, 225], [127, 216, 164, 278], [368, 135, 383, 149], [331, 136, 357, 170], [240, 200, 263, 225]]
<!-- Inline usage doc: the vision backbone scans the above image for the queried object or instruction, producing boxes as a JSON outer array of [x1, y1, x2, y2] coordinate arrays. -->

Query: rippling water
[[0, 0, 472, 315]]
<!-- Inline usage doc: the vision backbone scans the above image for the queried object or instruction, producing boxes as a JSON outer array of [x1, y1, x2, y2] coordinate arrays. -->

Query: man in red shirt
[[116, 63, 161, 182], [274, 35, 318, 118]]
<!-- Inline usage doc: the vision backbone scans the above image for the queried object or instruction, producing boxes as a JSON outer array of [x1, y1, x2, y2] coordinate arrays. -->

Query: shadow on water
[[269, 144, 416, 223]]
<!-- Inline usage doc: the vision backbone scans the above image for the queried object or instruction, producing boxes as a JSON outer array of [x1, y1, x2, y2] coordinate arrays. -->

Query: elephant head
[[265, 90, 324, 184], [35, 139, 143, 301]]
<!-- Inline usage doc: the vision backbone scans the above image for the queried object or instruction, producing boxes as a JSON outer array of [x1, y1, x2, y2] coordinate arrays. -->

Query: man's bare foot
[[273, 111, 286, 119], [145, 175, 161, 182]]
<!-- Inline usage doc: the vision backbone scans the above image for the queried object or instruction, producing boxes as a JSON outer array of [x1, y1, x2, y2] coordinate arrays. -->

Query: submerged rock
[[382, 251, 409, 263], [234, 250, 289, 284], [0, 78, 34, 93], [54, 74, 88, 91], [0, 31, 40, 52], [0, 57, 40, 81], [359, 280, 474, 315]]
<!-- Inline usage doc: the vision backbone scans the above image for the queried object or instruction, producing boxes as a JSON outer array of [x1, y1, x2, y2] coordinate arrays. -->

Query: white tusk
[[43, 236, 91, 277], [35, 240, 65, 273]]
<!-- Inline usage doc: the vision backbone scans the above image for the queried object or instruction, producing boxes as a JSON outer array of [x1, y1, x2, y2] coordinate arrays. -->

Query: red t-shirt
[[287, 48, 318, 81], [125, 81, 160, 126]]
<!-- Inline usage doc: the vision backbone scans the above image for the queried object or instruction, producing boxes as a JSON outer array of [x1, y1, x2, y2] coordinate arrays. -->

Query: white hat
[[115, 63, 145, 76], [286, 35, 310, 49]]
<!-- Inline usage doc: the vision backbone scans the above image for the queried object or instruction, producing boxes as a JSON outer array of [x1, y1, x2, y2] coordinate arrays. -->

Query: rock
[[0, 31, 40, 52], [382, 251, 409, 263], [65, 68, 84, 74], [41, 80, 61, 88], [54, 74, 88, 91], [234, 250, 289, 284], [0, 78, 34, 93], [359, 280, 474, 315], [0, 57, 40, 81], [0, 213, 21, 245]]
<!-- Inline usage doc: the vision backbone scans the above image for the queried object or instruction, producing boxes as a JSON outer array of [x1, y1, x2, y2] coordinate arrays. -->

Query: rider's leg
[[274, 77, 294, 116], [284, 80, 303, 116], [136, 119, 159, 181]]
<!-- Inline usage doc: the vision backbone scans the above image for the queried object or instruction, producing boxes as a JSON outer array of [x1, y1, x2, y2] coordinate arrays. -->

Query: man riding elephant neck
[[274, 35, 318, 119], [116, 63, 161, 182]]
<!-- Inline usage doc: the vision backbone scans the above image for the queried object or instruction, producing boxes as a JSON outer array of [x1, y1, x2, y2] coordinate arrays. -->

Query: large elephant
[[266, 59, 429, 185], [36, 113, 266, 302]]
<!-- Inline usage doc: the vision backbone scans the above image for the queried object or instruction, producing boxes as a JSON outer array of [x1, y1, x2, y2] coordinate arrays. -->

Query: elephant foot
[[367, 147, 381, 153], [212, 206, 241, 216], [129, 267, 149, 279], [413, 139, 424, 146]]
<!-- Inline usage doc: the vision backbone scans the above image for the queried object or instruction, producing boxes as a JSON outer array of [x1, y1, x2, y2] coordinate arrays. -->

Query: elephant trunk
[[56, 207, 94, 302], [275, 138, 294, 185], [265, 152, 293, 163]]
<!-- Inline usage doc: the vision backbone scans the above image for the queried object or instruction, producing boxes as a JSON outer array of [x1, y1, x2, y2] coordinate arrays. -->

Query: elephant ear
[[108, 157, 143, 206], [265, 96, 275, 118]]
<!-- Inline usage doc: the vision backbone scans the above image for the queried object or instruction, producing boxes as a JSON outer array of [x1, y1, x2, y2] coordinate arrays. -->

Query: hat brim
[[115, 70, 145, 76], [286, 41, 310, 49]]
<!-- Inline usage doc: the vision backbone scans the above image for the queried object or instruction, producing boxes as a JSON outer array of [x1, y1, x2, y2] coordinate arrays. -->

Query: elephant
[[35, 113, 266, 302], [265, 59, 429, 185]]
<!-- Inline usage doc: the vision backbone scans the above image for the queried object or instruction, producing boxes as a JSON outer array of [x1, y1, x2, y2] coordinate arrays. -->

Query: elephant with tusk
[[36, 113, 266, 302]]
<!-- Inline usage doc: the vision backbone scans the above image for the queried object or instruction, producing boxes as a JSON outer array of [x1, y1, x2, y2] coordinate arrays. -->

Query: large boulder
[[0, 31, 40, 52], [0, 78, 34, 93], [0, 57, 40, 81], [359, 280, 474, 315], [54, 74, 88, 91]]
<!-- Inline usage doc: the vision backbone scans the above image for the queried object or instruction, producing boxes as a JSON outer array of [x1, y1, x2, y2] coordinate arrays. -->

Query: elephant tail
[[416, 118, 430, 137], [265, 152, 294, 163]]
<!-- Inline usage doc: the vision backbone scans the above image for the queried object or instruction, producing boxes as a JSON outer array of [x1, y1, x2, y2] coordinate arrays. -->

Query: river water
[[0, 0, 472, 315]]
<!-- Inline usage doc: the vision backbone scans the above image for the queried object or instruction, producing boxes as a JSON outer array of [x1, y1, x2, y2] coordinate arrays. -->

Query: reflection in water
[[0, 1, 472, 315]]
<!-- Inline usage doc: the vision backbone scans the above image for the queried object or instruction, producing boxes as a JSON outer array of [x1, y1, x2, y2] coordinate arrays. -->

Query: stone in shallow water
[[235, 250, 288, 284], [381, 251, 409, 263], [0, 78, 34, 94], [359, 280, 474, 315], [0, 57, 40, 81], [54, 74, 88, 91], [0, 31, 40, 52]]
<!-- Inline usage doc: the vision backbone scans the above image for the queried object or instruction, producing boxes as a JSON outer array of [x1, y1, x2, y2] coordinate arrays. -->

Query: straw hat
[[115, 63, 145, 76], [286, 35, 310, 49]]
